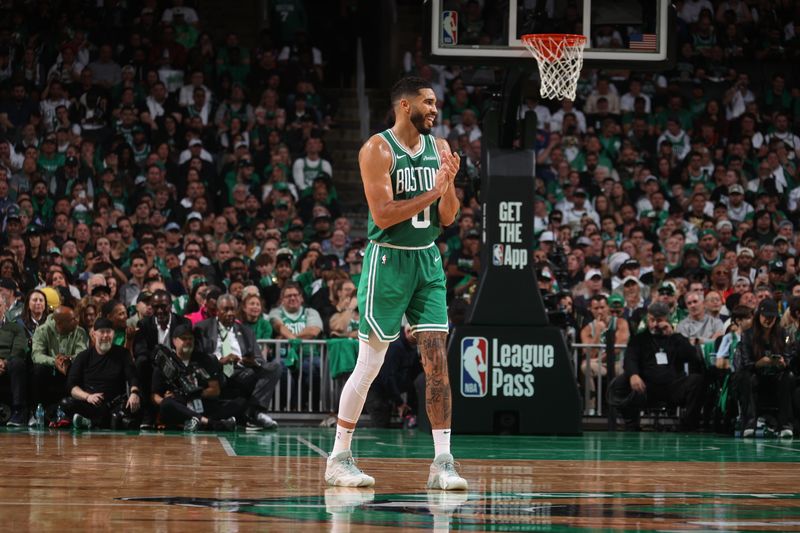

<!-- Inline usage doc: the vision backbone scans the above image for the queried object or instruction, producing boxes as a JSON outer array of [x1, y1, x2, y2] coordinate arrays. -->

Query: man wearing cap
[[282, 223, 308, 262], [611, 301, 705, 431], [724, 183, 753, 222], [59, 317, 140, 429], [563, 188, 598, 232], [196, 293, 281, 430], [698, 229, 723, 271], [536, 267, 556, 296], [612, 258, 641, 290], [715, 220, 738, 252], [580, 294, 630, 412], [179, 137, 213, 165], [133, 290, 192, 429], [656, 280, 687, 329], [52, 153, 92, 199], [619, 275, 647, 330], [228, 232, 250, 263], [732, 247, 757, 283], [776, 220, 795, 245], [677, 292, 724, 346], [773, 235, 791, 260], [151, 324, 241, 432], [537, 231, 555, 256], [575, 269, 606, 313], [310, 212, 335, 243]]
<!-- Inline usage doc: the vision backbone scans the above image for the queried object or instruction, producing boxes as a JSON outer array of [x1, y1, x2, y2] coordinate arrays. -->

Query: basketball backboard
[[427, 0, 675, 70]]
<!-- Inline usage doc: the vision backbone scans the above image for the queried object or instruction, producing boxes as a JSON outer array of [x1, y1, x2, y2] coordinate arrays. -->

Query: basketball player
[[325, 77, 467, 490]]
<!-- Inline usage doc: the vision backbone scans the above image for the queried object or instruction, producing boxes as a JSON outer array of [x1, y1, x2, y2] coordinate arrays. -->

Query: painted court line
[[760, 443, 800, 453], [218, 436, 237, 456], [296, 436, 328, 457]]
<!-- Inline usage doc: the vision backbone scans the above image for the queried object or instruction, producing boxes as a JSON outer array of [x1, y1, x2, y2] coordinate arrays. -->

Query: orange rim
[[521, 33, 587, 62]]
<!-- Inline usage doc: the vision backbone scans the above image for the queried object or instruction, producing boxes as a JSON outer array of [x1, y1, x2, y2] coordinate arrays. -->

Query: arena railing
[[570, 343, 627, 417], [256, 339, 623, 419], [257, 339, 344, 418]]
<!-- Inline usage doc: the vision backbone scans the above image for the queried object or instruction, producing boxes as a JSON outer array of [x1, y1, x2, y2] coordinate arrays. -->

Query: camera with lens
[[153, 345, 210, 399], [108, 394, 137, 430]]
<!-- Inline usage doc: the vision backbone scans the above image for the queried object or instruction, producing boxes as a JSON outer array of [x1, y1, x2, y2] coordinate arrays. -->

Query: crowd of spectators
[[0, 0, 376, 431]]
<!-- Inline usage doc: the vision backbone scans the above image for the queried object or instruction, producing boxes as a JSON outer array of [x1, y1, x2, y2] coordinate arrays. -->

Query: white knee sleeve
[[337, 334, 389, 424]]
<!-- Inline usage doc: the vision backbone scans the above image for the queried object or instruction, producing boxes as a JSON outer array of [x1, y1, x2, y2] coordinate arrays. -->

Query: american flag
[[629, 33, 657, 51]]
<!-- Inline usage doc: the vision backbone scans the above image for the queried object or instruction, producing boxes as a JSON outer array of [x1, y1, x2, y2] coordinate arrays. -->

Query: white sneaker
[[325, 451, 375, 487], [27, 415, 37, 428], [742, 428, 755, 438], [780, 428, 794, 439], [427, 453, 468, 491], [324, 487, 375, 513], [246, 412, 278, 431]]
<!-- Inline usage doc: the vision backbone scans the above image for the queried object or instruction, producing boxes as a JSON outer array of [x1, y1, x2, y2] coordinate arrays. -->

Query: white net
[[522, 34, 587, 101]]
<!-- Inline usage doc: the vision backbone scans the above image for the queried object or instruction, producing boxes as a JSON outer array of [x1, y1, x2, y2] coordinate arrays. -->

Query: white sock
[[432, 429, 451, 458], [331, 424, 355, 457]]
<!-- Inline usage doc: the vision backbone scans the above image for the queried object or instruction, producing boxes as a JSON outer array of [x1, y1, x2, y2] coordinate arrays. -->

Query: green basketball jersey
[[366, 129, 442, 247]]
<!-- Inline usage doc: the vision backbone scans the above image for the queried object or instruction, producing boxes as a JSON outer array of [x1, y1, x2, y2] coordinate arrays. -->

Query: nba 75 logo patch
[[461, 337, 488, 397]]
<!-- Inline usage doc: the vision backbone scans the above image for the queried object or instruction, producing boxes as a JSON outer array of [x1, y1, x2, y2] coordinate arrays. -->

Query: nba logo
[[442, 11, 458, 45], [461, 337, 488, 397], [492, 244, 504, 266]]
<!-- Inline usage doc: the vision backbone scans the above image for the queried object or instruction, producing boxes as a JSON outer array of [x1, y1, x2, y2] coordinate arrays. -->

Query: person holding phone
[[733, 298, 794, 438]]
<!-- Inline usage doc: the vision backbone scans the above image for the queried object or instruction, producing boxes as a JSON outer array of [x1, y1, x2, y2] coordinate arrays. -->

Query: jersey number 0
[[412, 206, 431, 228]]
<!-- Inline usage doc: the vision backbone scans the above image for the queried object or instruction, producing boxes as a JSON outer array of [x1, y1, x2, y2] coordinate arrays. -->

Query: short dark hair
[[130, 250, 147, 264], [101, 299, 124, 318], [731, 305, 754, 322], [390, 77, 433, 105], [151, 288, 171, 303], [281, 281, 303, 299]]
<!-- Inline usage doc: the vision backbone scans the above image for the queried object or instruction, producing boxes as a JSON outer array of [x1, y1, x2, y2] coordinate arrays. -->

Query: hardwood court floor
[[2, 427, 800, 531]]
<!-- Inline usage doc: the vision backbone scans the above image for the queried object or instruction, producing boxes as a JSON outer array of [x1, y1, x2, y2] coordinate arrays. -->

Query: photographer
[[152, 324, 243, 431], [60, 318, 140, 429], [733, 298, 794, 438], [610, 302, 704, 431], [133, 289, 191, 429]]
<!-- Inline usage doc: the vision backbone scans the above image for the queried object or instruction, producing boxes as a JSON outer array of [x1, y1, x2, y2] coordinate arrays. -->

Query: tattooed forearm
[[418, 331, 452, 429]]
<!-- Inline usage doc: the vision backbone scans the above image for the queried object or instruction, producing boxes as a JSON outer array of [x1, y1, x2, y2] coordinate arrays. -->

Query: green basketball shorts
[[357, 241, 449, 342]]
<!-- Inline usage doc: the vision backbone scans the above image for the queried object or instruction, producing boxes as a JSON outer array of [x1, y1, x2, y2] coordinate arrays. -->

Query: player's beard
[[410, 107, 432, 135]]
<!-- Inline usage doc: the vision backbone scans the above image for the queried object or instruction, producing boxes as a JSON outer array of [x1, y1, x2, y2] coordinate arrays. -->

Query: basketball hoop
[[521, 34, 587, 101]]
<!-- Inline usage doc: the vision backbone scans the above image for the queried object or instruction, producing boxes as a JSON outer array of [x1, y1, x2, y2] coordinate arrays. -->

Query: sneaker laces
[[339, 454, 365, 476], [439, 459, 462, 477]]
